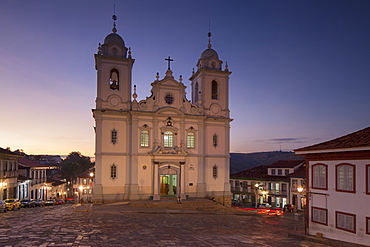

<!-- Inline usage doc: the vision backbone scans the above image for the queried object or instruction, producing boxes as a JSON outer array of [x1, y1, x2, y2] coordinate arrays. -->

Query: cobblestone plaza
[[0, 200, 331, 247]]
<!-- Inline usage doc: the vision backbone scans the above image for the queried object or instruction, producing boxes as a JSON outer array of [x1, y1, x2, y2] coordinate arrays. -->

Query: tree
[[60, 152, 93, 197]]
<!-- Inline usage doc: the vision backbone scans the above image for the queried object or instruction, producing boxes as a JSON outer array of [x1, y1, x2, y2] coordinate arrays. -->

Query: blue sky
[[0, 0, 369, 157]]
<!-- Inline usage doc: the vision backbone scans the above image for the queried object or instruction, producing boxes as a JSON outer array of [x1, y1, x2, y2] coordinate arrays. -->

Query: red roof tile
[[295, 126, 370, 152], [18, 157, 51, 168], [267, 160, 305, 168]]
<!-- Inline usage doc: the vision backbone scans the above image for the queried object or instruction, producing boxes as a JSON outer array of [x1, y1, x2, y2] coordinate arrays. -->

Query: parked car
[[45, 199, 56, 206], [0, 200, 7, 212], [55, 199, 64, 205], [4, 199, 21, 210], [34, 199, 45, 207], [20, 199, 35, 208], [283, 204, 295, 212]]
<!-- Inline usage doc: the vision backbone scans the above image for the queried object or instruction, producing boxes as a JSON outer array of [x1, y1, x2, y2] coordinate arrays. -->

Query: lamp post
[[254, 183, 259, 211]]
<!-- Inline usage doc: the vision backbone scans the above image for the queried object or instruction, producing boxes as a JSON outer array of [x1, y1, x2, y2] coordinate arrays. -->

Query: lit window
[[312, 164, 327, 190], [187, 132, 195, 148], [336, 164, 355, 192], [140, 130, 149, 147], [165, 93, 173, 104], [111, 164, 117, 180], [111, 129, 117, 144], [336, 211, 356, 233], [213, 134, 218, 148], [213, 165, 218, 179], [211, 80, 218, 99], [82, 179, 87, 185], [312, 207, 327, 225], [164, 131, 174, 147]]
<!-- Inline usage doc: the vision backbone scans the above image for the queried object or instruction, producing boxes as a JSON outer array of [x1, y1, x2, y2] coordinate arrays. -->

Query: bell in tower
[[110, 69, 119, 90]]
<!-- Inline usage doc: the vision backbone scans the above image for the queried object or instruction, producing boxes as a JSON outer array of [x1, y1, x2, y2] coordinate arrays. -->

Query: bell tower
[[189, 32, 231, 118], [94, 15, 134, 111]]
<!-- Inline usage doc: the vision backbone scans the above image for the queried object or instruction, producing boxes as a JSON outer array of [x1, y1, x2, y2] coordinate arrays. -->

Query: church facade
[[92, 17, 232, 205]]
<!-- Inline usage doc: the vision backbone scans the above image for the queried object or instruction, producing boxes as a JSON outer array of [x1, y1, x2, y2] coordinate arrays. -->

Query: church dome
[[200, 48, 219, 60], [104, 33, 125, 46]]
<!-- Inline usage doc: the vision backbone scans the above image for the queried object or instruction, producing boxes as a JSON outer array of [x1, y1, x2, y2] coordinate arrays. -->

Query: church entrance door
[[160, 174, 177, 196]]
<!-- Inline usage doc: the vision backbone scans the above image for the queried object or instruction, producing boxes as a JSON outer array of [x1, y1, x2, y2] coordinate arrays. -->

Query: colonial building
[[295, 126, 370, 245], [0, 148, 20, 200], [93, 16, 232, 205], [230, 160, 305, 208]]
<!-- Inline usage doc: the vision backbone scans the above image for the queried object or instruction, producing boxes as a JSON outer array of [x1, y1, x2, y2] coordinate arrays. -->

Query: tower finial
[[207, 20, 212, 49], [112, 4, 117, 33]]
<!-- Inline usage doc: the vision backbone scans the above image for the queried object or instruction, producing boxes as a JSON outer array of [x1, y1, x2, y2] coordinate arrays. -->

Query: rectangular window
[[164, 131, 174, 147], [366, 165, 370, 195], [367, 217, 370, 235], [292, 179, 297, 188], [186, 132, 195, 148], [336, 211, 356, 233], [285, 169, 289, 175], [336, 164, 355, 193], [312, 164, 327, 190], [140, 130, 149, 147], [312, 207, 328, 225], [282, 183, 287, 191], [213, 165, 218, 179], [278, 169, 282, 175], [82, 179, 87, 185], [213, 134, 218, 147], [111, 164, 117, 180], [271, 169, 276, 175], [111, 129, 117, 144]]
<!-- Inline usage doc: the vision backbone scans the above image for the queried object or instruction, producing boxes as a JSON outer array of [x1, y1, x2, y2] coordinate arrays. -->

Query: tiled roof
[[295, 126, 370, 152], [288, 164, 306, 178], [267, 160, 305, 168], [18, 157, 52, 168]]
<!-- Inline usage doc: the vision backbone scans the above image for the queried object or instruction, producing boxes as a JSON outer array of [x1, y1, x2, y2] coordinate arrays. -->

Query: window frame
[[165, 93, 174, 104], [211, 80, 218, 100], [186, 132, 195, 149], [110, 164, 117, 180], [213, 165, 218, 179], [271, 169, 276, 175], [140, 129, 150, 148], [312, 163, 328, 190], [212, 134, 218, 148], [336, 211, 356, 233], [163, 131, 174, 148], [312, 206, 328, 225], [335, 163, 355, 193], [366, 217, 370, 235], [111, 129, 117, 145]]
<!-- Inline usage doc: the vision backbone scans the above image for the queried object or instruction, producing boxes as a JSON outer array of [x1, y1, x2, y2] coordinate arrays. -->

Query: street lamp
[[255, 183, 259, 210]]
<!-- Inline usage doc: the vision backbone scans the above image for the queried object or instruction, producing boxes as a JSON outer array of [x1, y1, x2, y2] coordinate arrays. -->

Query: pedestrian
[[177, 196, 182, 204]]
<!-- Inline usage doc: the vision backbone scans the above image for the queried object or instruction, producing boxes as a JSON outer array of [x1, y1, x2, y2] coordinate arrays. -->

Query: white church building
[[92, 16, 232, 205]]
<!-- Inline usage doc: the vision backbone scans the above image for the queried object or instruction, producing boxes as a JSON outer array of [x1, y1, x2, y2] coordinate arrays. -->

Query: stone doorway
[[160, 174, 177, 196]]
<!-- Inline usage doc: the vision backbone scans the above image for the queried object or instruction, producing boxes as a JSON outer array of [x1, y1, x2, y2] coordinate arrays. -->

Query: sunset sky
[[1, 1, 369, 157]]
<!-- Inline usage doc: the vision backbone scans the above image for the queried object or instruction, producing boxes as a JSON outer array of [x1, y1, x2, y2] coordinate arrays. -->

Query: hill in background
[[230, 151, 304, 174]]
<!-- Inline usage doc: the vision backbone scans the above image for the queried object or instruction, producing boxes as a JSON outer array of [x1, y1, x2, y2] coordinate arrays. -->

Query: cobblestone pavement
[[0, 200, 330, 247]]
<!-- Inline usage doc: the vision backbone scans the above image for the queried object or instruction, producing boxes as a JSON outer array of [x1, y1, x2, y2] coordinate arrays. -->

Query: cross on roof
[[165, 56, 174, 70]]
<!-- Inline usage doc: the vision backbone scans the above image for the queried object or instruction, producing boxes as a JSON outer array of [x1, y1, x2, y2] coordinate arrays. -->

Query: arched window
[[212, 80, 218, 99], [194, 82, 199, 103], [186, 132, 195, 149], [213, 134, 218, 148], [110, 164, 117, 180], [336, 163, 355, 192], [140, 130, 149, 147], [163, 131, 174, 147], [111, 129, 117, 144], [110, 69, 119, 90]]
